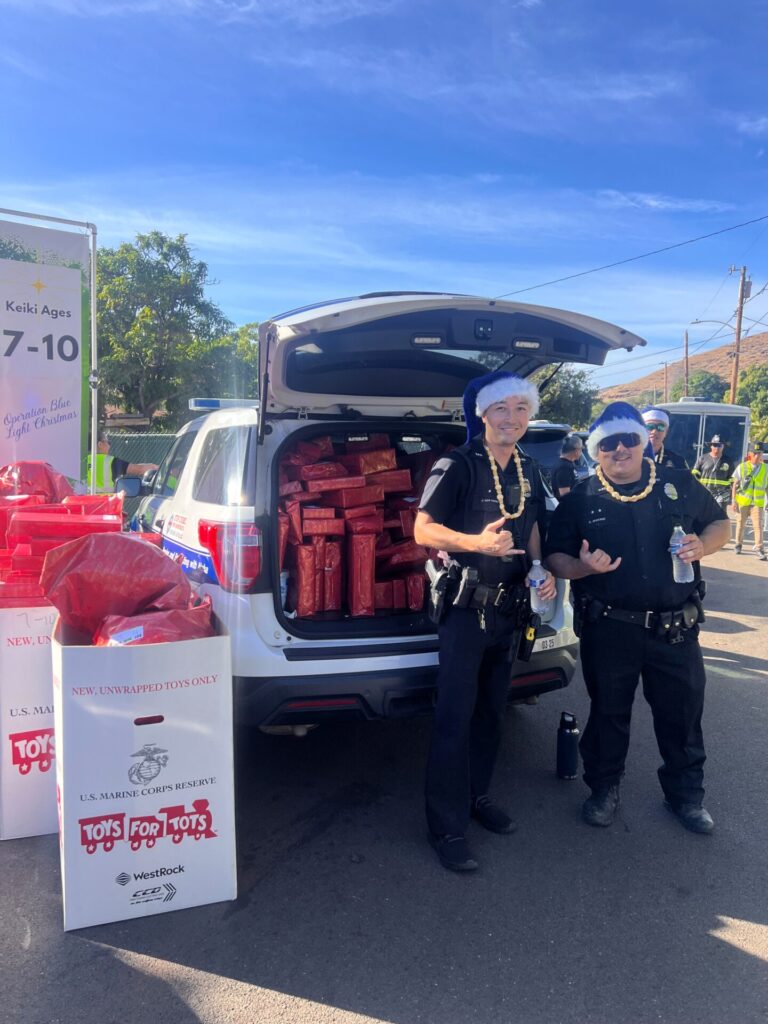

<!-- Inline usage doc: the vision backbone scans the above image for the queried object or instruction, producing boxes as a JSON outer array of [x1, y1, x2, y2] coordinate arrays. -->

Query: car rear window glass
[[192, 426, 254, 505]]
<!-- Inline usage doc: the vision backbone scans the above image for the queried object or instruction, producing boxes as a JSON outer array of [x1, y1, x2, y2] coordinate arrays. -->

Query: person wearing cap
[[551, 434, 584, 498], [414, 371, 555, 872], [543, 401, 729, 834], [730, 443, 767, 559], [692, 435, 733, 510], [641, 407, 689, 470]]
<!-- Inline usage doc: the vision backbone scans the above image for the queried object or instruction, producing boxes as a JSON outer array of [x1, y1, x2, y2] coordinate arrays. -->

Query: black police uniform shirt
[[418, 436, 546, 587], [543, 462, 726, 612], [654, 446, 688, 470], [551, 457, 577, 495], [111, 457, 130, 482], [693, 452, 732, 491]]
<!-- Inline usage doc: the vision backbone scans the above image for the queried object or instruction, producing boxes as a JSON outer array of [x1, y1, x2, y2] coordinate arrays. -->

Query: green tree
[[670, 370, 728, 403], [532, 365, 599, 428], [736, 363, 768, 419], [97, 232, 235, 428]]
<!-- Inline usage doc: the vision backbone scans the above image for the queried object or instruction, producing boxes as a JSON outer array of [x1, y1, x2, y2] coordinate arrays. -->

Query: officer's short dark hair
[[561, 434, 583, 455]]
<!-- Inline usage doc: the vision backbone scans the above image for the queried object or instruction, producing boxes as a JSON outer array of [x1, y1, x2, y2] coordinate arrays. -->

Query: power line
[[493, 213, 768, 299]]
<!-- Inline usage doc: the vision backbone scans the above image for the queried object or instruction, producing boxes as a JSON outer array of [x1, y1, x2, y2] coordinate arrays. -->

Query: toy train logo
[[128, 743, 169, 784], [78, 799, 216, 854], [9, 728, 55, 775]]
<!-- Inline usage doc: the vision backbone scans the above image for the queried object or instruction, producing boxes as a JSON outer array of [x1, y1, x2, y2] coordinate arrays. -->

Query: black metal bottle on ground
[[556, 712, 580, 779]]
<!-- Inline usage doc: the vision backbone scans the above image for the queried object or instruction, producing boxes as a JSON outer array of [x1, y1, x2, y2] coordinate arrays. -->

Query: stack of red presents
[[0, 460, 141, 609], [278, 434, 435, 617]]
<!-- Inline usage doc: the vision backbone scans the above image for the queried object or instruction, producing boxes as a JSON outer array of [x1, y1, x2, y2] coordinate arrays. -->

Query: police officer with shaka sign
[[544, 402, 730, 834], [414, 371, 555, 872]]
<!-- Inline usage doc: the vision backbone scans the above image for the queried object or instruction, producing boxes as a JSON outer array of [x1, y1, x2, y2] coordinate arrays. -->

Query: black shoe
[[665, 801, 714, 834], [759, 551, 767, 562], [734, 544, 742, 554], [428, 833, 479, 872], [582, 786, 620, 827], [471, 796, 518, 834]]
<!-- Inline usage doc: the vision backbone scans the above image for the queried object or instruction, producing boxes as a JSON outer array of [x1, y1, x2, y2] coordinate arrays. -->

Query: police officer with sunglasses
[[544, 402, 729, 835], [641, 406, 689, 469]]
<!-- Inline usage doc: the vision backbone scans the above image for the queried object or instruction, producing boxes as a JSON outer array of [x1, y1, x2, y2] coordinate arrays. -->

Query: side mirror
[[115, 476, 143, 498], [142, 468, 157, 487]]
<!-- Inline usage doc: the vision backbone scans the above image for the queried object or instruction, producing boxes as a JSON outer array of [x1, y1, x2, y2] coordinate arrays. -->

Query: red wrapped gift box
[[386, 496, 420, 511], [405, 573, 426, 611], [338, 449, 397, 476], [7, 512, 122, 556], [278, 511, 289, 571], [347, 534, 375, 616], [321, 484, 384, 508], [283, 500, 303, 544], [378, 539, 428, 574], [62, 494, 123, 517], [292, 545, 316, 617], [0, 497, 56, 547], [344, 433, 390, 453], [286, 490, 323, 504], [392, 578, 406, 610], [292, 461, 349, 482], [323, 541, 343, 612], [345, 514, 384, 535], [366, 469, 412, 493], [279, 479, 303, 497], [303, 507, 337, 520], [303, 519, 345, 536], [311, 537, 326, 611], [374, 580, 394, 609], [298, 436, 334, 460], [340, 504, 379, 520], [280, 451, 315, 468], [305, 474, 365, 494]]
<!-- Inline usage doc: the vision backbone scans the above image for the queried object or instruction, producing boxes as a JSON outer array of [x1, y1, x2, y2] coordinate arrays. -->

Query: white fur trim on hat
[[475, 377, 539, 418], [641, 407, 670, 427], [587, 417, 649, 460]]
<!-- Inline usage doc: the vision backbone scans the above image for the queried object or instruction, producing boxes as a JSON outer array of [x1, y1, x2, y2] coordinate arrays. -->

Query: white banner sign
[[0, 220, 89, 479]]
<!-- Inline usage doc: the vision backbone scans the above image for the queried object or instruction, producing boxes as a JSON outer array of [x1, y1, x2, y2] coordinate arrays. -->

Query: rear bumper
[[234, 643, 578, 726]]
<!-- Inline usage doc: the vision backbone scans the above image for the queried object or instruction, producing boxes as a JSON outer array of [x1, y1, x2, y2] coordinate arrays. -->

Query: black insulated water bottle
[[556, 712, 580, 779]]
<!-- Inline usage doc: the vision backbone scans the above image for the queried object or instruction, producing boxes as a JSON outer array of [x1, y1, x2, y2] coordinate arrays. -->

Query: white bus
[[658, 399, 751, 468]]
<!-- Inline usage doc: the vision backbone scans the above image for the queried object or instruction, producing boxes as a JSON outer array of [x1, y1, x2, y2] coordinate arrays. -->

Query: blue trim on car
[[161, 537, 219, 585]]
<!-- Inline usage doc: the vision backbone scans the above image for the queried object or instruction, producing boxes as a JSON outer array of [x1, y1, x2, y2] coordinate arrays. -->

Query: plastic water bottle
[[670, 525, 694, 583], [527, 559, 554, 620], [556, 712, 580, 779]]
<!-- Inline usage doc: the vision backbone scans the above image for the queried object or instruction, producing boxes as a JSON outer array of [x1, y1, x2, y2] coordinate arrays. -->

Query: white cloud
[[735, 115, 768, 138], [597, 190, 734, 214], [0, 47, 52, 80]]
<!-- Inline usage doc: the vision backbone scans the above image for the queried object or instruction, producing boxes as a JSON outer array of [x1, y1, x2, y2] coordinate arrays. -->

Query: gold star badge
[[31, 278, 46, 294]]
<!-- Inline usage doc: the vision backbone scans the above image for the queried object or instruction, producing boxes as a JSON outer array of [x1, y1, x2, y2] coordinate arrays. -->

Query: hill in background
[[599, 331, 768, 405]]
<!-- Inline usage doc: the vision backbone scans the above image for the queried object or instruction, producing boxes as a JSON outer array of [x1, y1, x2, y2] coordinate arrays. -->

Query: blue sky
[[2, 0, 768, 388]]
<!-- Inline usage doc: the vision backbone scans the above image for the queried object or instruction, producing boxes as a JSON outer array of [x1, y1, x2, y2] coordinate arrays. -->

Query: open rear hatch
[[258, 292, 646, 420]]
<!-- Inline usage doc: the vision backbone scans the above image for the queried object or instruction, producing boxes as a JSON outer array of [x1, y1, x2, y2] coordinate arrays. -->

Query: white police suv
[[127, 293, 646, 731]]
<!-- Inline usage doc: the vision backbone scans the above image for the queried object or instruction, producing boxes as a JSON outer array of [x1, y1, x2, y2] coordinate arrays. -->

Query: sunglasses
[[597, 432, 643, 453], [646, 423, 667, 432], [711, 443, 724, 448]]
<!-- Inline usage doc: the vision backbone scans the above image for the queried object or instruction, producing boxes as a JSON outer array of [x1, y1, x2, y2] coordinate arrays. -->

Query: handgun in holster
[[516, 611, 541, 662], [426, 558, 451, 624], [453, 566, 480, 608]]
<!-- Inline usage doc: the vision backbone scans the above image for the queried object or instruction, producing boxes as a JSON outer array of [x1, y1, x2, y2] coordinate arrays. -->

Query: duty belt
[[585, 600, 702, 640], [469, 581, 527, 610]]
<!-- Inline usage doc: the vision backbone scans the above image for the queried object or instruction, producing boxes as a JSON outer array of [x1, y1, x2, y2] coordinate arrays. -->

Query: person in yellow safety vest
[[86, 432, 158, 493], [730, 442, 767, 560]]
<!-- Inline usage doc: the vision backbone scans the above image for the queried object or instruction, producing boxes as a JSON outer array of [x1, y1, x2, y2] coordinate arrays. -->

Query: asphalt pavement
[[2, 544, 767, 1024]]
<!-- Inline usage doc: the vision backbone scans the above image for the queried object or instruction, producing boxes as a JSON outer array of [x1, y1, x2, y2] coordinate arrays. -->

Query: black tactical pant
[[579, 617, 706, 807], [426, 604, 517, 837]]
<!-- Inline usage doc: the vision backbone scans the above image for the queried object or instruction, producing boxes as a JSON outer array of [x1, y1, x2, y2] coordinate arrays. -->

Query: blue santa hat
[[640, 405, 670, 427], [462, 371, 540, 442], [587, 401, 650, 460]]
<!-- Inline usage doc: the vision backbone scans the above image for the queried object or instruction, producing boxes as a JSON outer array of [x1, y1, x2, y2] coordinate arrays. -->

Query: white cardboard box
[[0, 604, 58, 840], [52, 620, 237, 931]]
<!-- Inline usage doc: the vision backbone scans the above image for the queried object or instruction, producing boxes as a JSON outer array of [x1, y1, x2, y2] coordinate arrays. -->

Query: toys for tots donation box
[[53, 624, 236, 931], [0, 602, 58, 840]]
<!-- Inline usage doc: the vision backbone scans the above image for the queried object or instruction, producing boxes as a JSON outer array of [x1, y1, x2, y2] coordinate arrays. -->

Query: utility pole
[[729, 265, 750, 404], [661, 361, 669, 402], [684, 329, 689, 398]]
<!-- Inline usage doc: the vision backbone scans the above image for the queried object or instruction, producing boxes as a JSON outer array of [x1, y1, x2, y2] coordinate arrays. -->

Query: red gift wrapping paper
[[345, 514, 384, 535], [323, 541, 343, 612], [321, 484, 384, 508], [365, 469, 412, 493], [298, 436, 334, 460], [294, 461, 349, 482], [303, 506, 337, 519], [284, 500, 303, 544], [340, 504, 379, 520], [344, 433, 390, 453], [338, 449, 397, 476], [392, 578, 406, 610], [305, 474, 366, 494], [294, 545, 317, 617], [404, 572, 426, 611], [311, 537, 326, 611], [347, 534, 376, 616], [278, 511, 289, 572], [374, 580, 394, 609], [302, 519, 345, 536], [378, 539, 428, 574], [279, 479, 303, 497]]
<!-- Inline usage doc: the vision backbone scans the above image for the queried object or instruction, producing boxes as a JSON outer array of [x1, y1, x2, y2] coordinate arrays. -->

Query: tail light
[[198, 520, 262, 593]]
